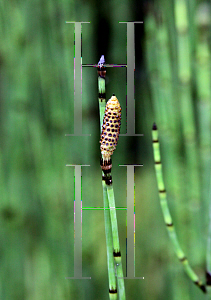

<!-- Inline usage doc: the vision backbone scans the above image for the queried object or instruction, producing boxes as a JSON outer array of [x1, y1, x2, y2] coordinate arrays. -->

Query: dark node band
[[105, 177, 112, 185], [102, 175, 112, 185], [152, 139, 159, 143], [98, 68, 106, 78], [152, 122, 157, 130], [194, 281, 207, 293], [109, 289, 117, 294], [113, 250, 121, 257], [155, 161, 161, 165], [206, 270, 211, 286], [179, 256, 187, 262], [100, 159, 112, 175], [101, 167, 112, 175], [99, 92, 106, 99], [166, 222, 173, 227], [159, 189, 166, 193]]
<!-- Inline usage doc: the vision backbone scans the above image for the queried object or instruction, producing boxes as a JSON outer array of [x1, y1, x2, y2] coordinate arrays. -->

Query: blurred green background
[[1, 0, 211, 299]]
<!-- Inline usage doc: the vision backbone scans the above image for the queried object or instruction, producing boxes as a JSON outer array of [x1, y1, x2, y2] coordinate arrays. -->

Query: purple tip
[[98, 55, 105, 66]]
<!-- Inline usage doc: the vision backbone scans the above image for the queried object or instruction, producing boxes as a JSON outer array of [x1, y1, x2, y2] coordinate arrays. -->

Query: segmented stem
[[106, 182, 125, 300], [98, 55, 117, 299], [98, 55, 126, 299], [152, 122, 206, 294]]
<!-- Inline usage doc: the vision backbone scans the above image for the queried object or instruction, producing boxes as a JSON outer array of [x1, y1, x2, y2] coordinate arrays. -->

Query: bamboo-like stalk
[[175, 1, 198, 161], [195, 14, 211, 291], [153, 13, 183, 204], [145, 18, 187, 297], [102, 180, 118, 300], [145, 2, 209, 297], [98, 56, 125, 299], [98, 56, 117, 300], [155, 8, 191, 298], [152, 122, 206, 294], [106, 184, 125, 299], [174, 0, 203, 272], [195, 2, 211, 295]]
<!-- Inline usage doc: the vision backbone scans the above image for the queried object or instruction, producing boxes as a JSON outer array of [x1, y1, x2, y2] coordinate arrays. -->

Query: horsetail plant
[[98, 56, 117, 300], [152, 122, 206, 294], [98, 55, 126, 300]]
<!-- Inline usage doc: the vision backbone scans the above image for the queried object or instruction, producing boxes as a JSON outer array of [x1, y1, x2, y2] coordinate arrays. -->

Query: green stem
[[98, 55, 117, 300], [98, 55, 126, 299], [103, 180, 118, 299], [152, 122, 206, 294], [107, 183, 125, 300]]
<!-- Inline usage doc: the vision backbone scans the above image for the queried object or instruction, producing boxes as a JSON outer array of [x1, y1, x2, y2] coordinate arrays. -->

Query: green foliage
[[1, 0, 211, 299]]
